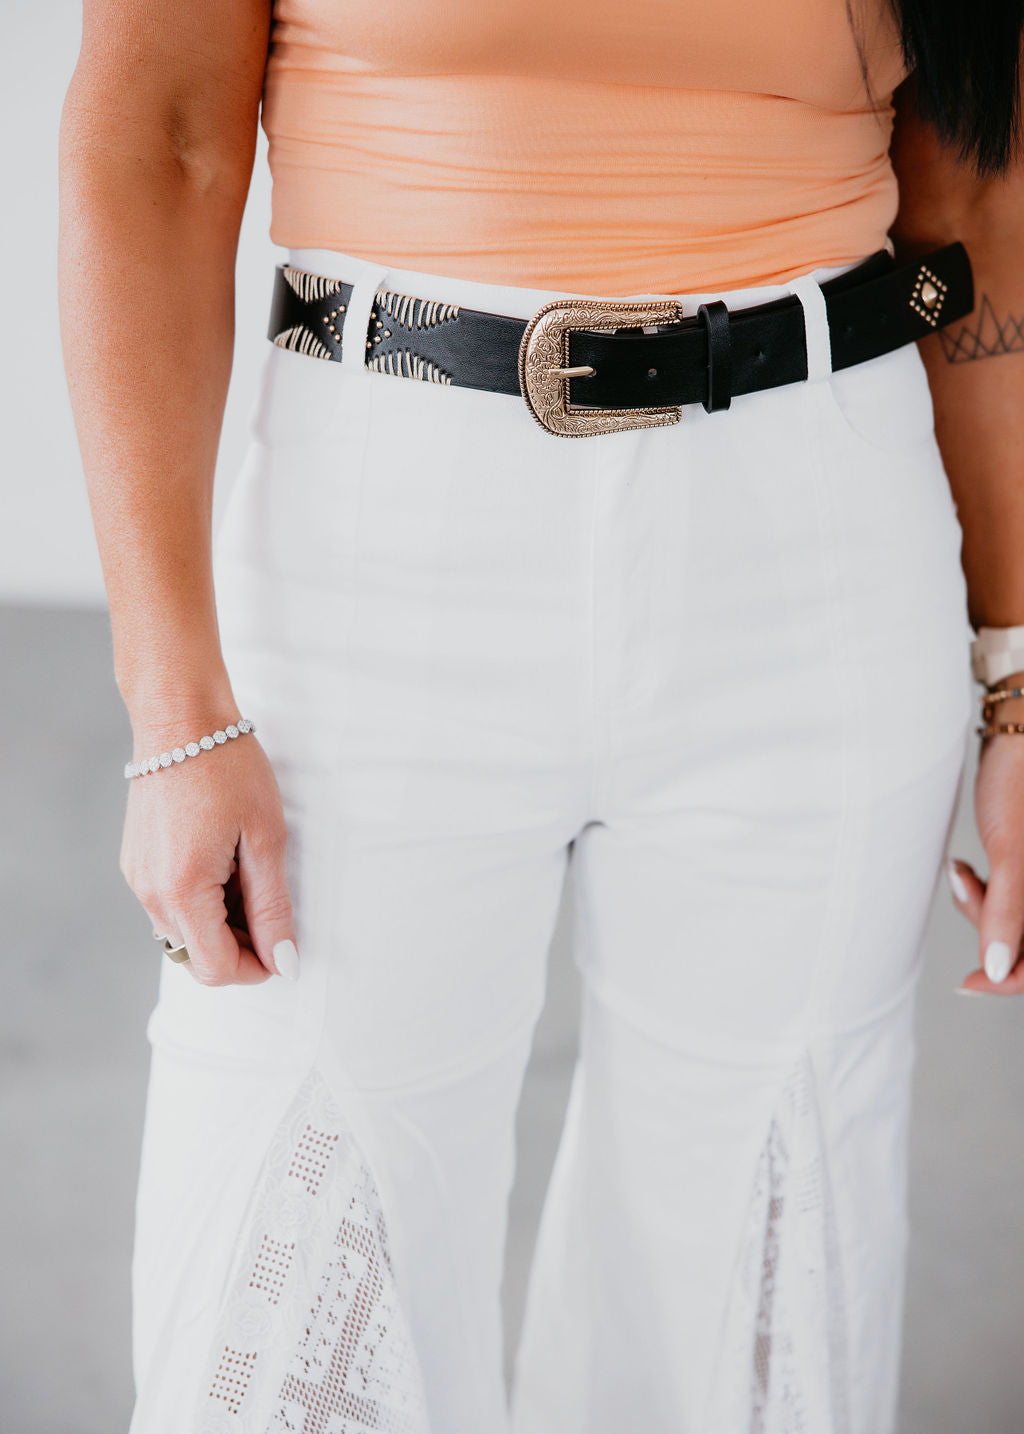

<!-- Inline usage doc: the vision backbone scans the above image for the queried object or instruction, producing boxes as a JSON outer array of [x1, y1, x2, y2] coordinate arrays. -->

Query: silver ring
[[162, 936, 191, 964]]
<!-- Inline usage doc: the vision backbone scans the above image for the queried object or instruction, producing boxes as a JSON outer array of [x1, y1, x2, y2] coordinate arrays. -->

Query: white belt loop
[[786, 272, 834, 384], [341, 261, 392, 378]]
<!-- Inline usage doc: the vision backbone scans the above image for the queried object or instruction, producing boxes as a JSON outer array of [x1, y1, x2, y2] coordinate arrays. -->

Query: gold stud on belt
[[908, 263, 948, 326], [518, 298, 685, 437]]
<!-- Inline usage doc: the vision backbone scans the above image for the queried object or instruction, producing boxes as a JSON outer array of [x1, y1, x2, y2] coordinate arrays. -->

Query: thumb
[[977, 855, 1024, 987], [237, 824, 300, 981]]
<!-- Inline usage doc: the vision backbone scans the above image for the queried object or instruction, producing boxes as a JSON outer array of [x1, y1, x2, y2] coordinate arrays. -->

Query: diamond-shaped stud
[[909, 265, 948, 327]]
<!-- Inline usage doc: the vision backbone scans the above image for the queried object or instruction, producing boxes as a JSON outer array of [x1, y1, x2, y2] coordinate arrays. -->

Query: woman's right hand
[[119, 717, 300, 988], [58, 0, 282, 984]]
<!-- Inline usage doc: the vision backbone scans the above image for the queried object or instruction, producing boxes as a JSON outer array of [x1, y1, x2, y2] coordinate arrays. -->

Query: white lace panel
[[195, 1066, 434, 1434], [706, 1051, 851, 1434]]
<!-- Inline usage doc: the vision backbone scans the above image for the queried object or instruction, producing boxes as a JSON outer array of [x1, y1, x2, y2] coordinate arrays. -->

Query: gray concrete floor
[[2, 603, 1022, 1433]]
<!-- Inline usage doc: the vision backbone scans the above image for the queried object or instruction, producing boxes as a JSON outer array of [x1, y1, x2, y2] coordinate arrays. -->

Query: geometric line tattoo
[[939, 293, 1024, 363]]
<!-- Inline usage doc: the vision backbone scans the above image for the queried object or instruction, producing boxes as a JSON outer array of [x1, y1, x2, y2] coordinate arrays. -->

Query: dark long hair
[[852, 0, 1024, 176]]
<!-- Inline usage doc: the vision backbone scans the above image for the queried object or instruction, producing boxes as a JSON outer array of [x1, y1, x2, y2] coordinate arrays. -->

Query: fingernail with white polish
[[947, 860, 968, 904], [273, 938, 300, 982], [953, 985, 986, 997], [984, 940, 1013, 985]]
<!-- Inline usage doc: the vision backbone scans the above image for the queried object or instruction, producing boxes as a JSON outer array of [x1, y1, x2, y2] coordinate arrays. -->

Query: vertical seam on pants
[[585, 442, 607, 816], [803, 382, 865, 1039], [310, 274, 383, 1061], [750, 272, 859, 1433], [782, 272, 858, 1046], [798, 380, 861, 1434], [803, 409, 853, 1032]]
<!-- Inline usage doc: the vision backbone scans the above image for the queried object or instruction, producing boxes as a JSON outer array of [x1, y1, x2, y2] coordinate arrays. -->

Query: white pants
[[128, 247, 973, 1434]]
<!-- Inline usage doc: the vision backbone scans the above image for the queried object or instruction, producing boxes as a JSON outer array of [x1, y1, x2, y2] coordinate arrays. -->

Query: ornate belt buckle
[[517, 298, 684, 437]]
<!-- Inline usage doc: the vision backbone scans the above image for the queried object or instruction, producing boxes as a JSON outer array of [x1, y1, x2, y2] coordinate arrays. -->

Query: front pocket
[[251, 340, 355, 451], [821, 342, 938, 457]]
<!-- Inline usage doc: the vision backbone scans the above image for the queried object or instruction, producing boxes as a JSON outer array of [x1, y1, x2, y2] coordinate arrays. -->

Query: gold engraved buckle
[[517, 298, 684, 437]]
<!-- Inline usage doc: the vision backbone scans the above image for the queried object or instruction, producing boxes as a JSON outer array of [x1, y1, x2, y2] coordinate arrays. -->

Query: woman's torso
[[260, 0, 910, 294]]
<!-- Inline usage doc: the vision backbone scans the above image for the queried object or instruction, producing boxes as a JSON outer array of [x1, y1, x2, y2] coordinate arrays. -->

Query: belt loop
[[697, 300, 733, 412], [341, 261, 392, 378], [786, 272, 833, 383]]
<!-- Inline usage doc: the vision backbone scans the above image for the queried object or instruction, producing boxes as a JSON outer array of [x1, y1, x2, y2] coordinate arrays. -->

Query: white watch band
[[970, 625, 1024, 687]]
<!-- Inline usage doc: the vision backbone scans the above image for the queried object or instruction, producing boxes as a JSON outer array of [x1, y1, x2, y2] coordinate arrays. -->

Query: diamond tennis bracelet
[[124, 717, 256, 779]]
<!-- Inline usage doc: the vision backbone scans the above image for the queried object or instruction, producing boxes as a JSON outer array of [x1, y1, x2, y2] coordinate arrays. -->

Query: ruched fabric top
[[260, 0, 910, 295]]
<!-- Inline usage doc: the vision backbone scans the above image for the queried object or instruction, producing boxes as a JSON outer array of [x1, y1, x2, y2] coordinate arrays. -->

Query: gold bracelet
[[976, 720, 1024, 739]]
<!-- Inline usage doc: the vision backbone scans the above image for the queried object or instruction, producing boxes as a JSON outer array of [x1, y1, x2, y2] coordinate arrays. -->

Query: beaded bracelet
[[981, 683, 1024, 713], [982, 683, 1024, 700], [977, 684, 1024, 740], [977, 721, 1024, 739], [124, 717, 256, 779]]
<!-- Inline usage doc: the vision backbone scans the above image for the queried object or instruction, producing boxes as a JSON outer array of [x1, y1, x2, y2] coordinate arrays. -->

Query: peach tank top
[[260, 0, 910, 295]]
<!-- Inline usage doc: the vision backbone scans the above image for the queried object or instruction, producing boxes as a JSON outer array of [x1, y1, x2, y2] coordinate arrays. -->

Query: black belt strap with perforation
[[266, 242, 973, 417]]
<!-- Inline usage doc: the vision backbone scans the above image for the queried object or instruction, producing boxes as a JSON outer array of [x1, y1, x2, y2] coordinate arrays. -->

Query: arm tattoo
[[939, 294, 1024, 363]]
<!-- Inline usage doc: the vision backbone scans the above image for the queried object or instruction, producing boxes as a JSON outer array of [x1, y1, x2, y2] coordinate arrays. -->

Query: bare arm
[[888, 73, 1024, 993], [59, 0, 269, 717], [59, 0, 297, 986], [889, 74, 1024, 631]]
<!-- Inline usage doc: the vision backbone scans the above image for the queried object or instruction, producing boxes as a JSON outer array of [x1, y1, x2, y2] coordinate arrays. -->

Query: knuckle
[[162, 884, 191, 914], [170, 836, 214, 879], [252, 890, 293, 926], [128, 859, 194, 910], [188, 962, 230, 988], [165, 865, 203, 905]]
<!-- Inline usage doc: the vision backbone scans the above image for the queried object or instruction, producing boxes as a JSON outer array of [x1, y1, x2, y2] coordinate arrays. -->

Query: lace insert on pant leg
[[706, 1051, 850, 1434], [195, 1066, 433, 1434]]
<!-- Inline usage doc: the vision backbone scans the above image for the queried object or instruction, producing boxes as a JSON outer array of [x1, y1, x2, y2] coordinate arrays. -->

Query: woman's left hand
[[949, 693, 1024, 993]]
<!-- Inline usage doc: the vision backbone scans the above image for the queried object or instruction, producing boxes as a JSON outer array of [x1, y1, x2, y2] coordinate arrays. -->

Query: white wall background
[[3, 0, 280, 608]]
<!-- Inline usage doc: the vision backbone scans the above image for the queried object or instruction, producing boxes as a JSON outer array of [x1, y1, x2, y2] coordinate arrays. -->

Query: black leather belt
[[266, 242, 973, 438]]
